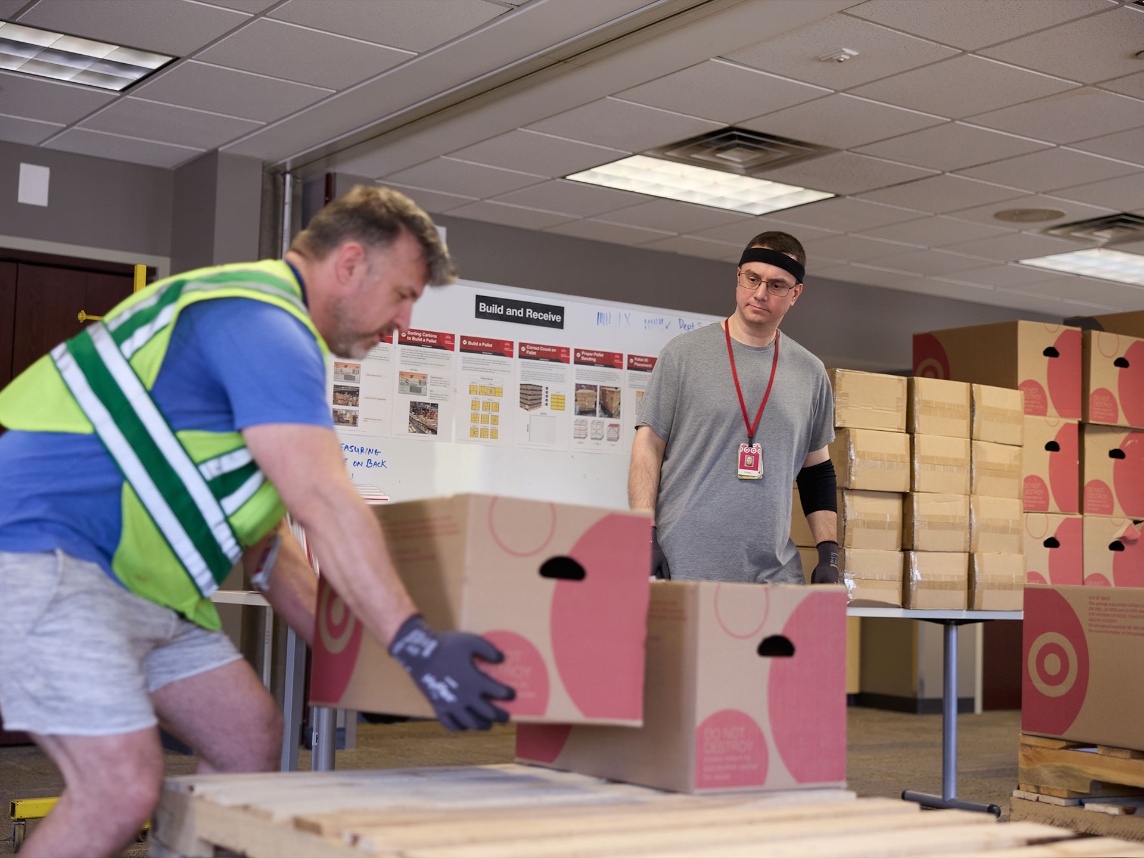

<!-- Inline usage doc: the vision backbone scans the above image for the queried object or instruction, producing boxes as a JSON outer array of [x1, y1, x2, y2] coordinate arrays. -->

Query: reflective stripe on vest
[[52, 323, 241, 596]]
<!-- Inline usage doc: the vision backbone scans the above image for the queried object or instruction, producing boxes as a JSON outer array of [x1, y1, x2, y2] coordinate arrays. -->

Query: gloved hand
[[388, 615, 516, 731], [651, 524, 671, 580], [811, 540, 840, 584]]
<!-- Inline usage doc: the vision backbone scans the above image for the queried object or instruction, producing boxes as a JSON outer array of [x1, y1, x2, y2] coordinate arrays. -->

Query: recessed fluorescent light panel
[[1020, 248, 1144, 287], [0, 21, 174, 91], [566, 155, 833, 216]]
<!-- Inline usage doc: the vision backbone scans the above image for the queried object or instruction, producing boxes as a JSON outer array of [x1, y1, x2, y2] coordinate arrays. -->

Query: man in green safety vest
[[0, 185, 515, 857]]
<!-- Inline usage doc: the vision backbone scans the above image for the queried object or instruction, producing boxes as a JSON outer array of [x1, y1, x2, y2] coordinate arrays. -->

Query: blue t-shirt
[[0, 297, 333, 578]]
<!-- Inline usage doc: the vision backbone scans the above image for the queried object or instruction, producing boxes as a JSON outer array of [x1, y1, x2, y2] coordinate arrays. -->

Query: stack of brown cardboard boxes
[[913, 321, 1086, 610]]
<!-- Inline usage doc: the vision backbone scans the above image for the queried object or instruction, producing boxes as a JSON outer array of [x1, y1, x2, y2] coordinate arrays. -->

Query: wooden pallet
[[1013, 732, 1144, 841], [151, 763, 1144, 857]]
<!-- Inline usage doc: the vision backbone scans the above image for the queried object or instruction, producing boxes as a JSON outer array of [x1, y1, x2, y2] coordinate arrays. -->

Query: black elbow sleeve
[[797, 459, 837, 516]]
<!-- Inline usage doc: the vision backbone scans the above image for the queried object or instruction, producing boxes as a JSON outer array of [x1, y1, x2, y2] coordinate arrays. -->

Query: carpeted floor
[[0, 706, 1022, 856]]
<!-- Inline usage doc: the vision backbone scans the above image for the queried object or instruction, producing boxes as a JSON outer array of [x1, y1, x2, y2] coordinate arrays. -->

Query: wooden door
[[981, 619, 1023, 710], [0, 262, 15, 387]]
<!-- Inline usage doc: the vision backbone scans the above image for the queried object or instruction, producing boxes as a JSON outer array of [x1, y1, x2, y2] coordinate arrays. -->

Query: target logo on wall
[[1022, 588, 1089, 736]]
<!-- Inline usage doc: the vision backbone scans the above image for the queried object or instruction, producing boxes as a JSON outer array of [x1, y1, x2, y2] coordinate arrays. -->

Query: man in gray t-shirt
[[629, 231, 839, 585]]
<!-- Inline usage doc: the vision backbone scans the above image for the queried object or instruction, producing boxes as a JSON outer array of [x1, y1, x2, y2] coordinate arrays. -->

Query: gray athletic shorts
[[0, 550, 242, 736]]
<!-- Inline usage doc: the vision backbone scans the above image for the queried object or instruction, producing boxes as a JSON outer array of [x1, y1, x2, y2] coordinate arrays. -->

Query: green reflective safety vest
[[0, 260, 329, 629]]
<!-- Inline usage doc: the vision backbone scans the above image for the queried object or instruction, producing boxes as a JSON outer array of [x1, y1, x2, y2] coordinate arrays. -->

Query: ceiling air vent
[[1044, 213, 1144, 246], [644, 127, 833, 177]]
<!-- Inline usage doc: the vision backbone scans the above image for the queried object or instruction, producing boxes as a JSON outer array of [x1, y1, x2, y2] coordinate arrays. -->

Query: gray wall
[[171, 151, 263, 273], [0, 141, 173, 257]]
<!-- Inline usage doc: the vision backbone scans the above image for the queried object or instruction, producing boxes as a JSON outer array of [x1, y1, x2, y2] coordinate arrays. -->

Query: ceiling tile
[[761, 198, 923, 232], [382, 183, 477, 215], [1048, 171, 1144, 214], [446, 130, 626, 177], [980, 6, 1144, 84], [444, 201, 574, 231], [592, 198, 752, 234], [268, 0, 503, 52], [857, 215, 1015, 247], [1070, 127, 1144, 166], [943, 232, 1080, 262], [525, 98, 722, 154], [382, 157, 543, 198], [940, 263, 1067, 289], [491, 180, 643, 218], [44, 128, 203, 169], [131, 61, 332, 123], [742, 94, 945, 149], [759, 152, 935, 195], [198, 18, 411, 89], [546, 219, 673, 247], [803, 234, 923, 262], [1007, 273, 1144, 308], [957, 147, 1140, 193], [724, 16, 957, 90], [0, 70, 116, 124], [641, 235, 741, 261], [0, 0, 26, 16], [79, 98, 261, 150], [195, 0, 279, 11], [856, 122, 1049, 171], [949, 193, 1116, 226], [850, 56, 1076, 119], [943, 279, 1110, 315], [845, 0, 1111, 50], [614, 60, 830, 126], [690, 218, 841, 245], [856, 249, 994, 276], [857, 174, 1025, 214], [968, 88, 1144, 145], [1100, 71, 1144, 99], [17, 0, 250, 57], [0, 114, 65, 145]]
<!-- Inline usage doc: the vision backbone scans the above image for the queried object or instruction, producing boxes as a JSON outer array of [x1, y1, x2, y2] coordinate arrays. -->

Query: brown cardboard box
[[516, 581, 848, 794], [972, 383, 1024, 446], [829, 428, 911, 492], [1069, 310, 1144, 340], [911, 434, 971, 494], [1023, 416, 1079, 514], [908, 376, 971, 438], [969, 553, 1025, 611], [971, 440, 1023, 499], [840, 548, 904, 607], [1081, 424, 1144, 518], [1081, 514, 1144, 587], [1024, 584, 1144, 751], [970, 495, 1023, 555], [1082, 330, 1144, 429], [310, 494, 652, 724], [903, 492, 970, 552], [792, 488, 904, 551], [903, 551, 968, 610], [914, 321, 1081, 420], [828, 368, 908, 432], [1024, 513, 1083, 586]]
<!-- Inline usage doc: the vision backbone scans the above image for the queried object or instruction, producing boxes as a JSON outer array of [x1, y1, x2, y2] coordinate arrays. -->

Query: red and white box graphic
[[1082, 515, 1144, 588], [1083, 330, 1144, 429], [310, 494, 652, 725], [1081, 424, 1144, 518], [1024, 513, 1082, 587], [1023, 416, 1079, 514], [516, 581, 847, 794]]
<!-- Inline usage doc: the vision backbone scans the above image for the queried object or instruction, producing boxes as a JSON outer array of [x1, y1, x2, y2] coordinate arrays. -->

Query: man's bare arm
[[629, 425, 667, 513]]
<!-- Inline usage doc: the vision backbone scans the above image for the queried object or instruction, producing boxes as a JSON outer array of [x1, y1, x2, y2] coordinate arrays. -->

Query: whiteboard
[[328, 279, 723, 510]]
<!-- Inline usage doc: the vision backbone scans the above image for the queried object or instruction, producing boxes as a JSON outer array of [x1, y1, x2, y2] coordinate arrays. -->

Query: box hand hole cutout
[[756, 635, 795, 658], [1110, 449, 1126, 459], [538, 556, 586, 581], [1045, 537, 1060, 549], [1045, 440, 1060, 452], [1044, 346, 1060, 358], [1115, 357, 1130, 368], [1110, 541, 1126, 552]]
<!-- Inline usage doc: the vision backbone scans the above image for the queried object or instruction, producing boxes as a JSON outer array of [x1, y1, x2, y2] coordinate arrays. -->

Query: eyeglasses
[[737, 268, 799, 296]]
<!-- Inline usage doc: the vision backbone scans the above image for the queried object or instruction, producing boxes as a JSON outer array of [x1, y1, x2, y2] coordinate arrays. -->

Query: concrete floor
[[0, 706, 1022, 856]]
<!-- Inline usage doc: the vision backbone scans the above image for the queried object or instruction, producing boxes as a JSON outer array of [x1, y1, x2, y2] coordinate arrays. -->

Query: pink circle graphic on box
[[1022, 587, 1088, 735], [695, 709, 767, 790], [310, 583, 363, 702], [1113, 432, 1144, 516], [769, 592, 846, 782], [1019, 380, 1048, 417], [482, 630, 549, 716], [551, 515, 649, 718], [1085, 479, 1114, 515], [1050, 516, 1083, 585], [1027, 571, 1048, 585], [1050, 423, 1080, 513], [488, 498, 556, 556], [912, 333, 949, 380], [1089, 388, 1119, 425], [515, 724, 572, 764], [713, 583, 770, 639], [1120, 342, 1144, 428], [1048, 328, 1082, 419]]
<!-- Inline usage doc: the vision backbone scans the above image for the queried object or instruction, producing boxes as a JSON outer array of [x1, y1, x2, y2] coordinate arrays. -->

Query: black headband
[[738, 247, 804, 284]]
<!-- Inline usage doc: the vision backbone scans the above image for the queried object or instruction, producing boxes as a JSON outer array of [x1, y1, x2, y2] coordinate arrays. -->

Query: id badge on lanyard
[[725, 321, 779, 481], [738, 442, 763, 479]]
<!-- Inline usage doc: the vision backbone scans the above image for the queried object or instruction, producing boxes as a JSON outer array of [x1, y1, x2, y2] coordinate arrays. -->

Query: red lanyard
[[724, 321, 779, 446]]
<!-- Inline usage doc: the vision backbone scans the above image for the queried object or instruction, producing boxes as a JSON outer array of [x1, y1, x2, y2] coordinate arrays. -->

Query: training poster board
[[327, 279, 722, 510]]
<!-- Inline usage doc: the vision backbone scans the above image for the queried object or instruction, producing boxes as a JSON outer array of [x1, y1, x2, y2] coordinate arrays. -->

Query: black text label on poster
[[475, 294, 565, 329]]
